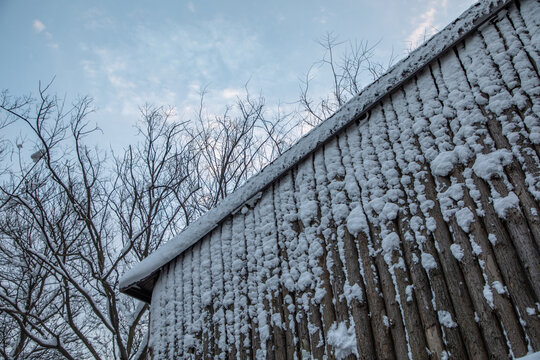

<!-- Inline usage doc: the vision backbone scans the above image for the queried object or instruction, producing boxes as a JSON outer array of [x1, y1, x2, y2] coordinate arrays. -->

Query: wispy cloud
[[33, 19, 46, 33], [32, 19, 59, 49], [80, 18, 266, 121], [80, 17, 268, 121], [406, 1, 448, 49], [83, 8, 114, 30], [187, 2, 195, 13], [313, 6, 329, 25], [220, 88, 242, 100]]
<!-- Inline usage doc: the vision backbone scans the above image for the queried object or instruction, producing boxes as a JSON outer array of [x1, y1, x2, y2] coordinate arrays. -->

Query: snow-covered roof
[[119, 0, 511, 302]]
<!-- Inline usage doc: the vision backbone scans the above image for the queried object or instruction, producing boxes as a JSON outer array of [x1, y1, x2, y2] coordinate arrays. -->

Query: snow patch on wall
[[346, 205, 369, 236], [493, 192, 520, 218], [327, 322, 358, 359], [472, 149, 513, 180]]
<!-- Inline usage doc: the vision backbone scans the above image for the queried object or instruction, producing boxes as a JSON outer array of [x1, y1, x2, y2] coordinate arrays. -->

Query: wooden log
[[395, 81, 468, 359], [345, 125, 396, 360], [290, 167, 328, 359], [244, 208, 262, 358], [200, 237, 213, 359], [410, 60, 489, 359], [314, 146, 359, 359], [352, 118, 410, 360], [325, 136, 376, 359], [300, 155, 340, 360], [273, 177, 302, 360]]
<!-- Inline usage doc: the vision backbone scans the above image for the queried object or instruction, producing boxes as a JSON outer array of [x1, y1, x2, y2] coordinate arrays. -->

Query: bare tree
[[0, 31, 385, 358], [0, 83, 296, 359], [190, 86, 296, 212], [0, 87, 203, 359], [299, 32, 394, 127]]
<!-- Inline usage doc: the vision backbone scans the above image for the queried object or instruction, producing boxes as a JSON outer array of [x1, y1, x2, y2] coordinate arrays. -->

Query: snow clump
[[421, 253, 437, 271], [493, 192, 520, 218], [438, 310, 457, 328], [450, 243, 464, 261], [327, 321, 358, 359], [455, 207, 474, 232], [346, 205, 369, 236], [472, 149, 513, 180]]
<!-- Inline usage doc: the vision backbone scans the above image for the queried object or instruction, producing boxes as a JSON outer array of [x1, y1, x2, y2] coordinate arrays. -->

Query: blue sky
[[0, 0, 475, 148]]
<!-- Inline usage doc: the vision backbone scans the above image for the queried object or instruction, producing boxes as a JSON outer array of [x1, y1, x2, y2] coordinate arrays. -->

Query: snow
[[431, 150, 472, 177], [381, 202, 400, 221], [421, 253, 437, 271], [493, 191, 520, 218], [438, 310, 457, 328], [119, 0, 513, 292], [518, 351, 540, 360], [382, 232, 401, 257], [472, 149, 513, 181], [327, 322, 359, 359], [483, 283, 495, 309], [469, 237, 482, 256], [455, 207, 474, 232], [492, 281, 507, 295], [346, 205, 369, 236], [405, 285, 414, 303], [121, 0, 540, 357], [450, 243, 464, 261], [488, 233, 497, 246]]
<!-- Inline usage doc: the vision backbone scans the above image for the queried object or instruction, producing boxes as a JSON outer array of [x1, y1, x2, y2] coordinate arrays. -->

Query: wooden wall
[[148, 0, 540, 358]]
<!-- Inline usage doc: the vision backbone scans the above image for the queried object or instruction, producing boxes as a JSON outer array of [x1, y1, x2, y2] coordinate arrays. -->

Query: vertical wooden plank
[[344, 126, 396, 360], [297, 157, 339, 359], [313, 146, 359, 359], [192, 243, 204, 357], [261, 186, 289, 360], [244, 206, 262, 358], [221, 219, 238, 359], [252, 195, 276, 360], [273, 174, 303, 360], [231, 212, 250, 360], [454, 31, 540, 353], [150, 266, 165, 358], [182, 248, 195, 358], [210, 228, 227, 359], [324, 135, 376, 359], [200, 237, 213, 359]]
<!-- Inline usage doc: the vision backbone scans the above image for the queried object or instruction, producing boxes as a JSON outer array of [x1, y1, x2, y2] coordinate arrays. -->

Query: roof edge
[[120, 0, 512, 298]]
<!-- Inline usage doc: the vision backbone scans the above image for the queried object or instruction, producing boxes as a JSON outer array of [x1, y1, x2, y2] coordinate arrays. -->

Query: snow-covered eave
[[119, 0, 512, 302]]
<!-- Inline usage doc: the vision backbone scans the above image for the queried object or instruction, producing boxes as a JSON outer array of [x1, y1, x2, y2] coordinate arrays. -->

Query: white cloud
[[187, 2, 195, 13], [83, 8, 114, 30], [220, 88, 242, 100], [78, 17, 277, 127], [406, 7, 436, 47], [33, 19, 46, 33], [406, 0, 449, 49]]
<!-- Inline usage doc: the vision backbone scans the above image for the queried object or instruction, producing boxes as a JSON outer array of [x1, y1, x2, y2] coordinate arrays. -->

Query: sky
[[0, 0, 476, 149]]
